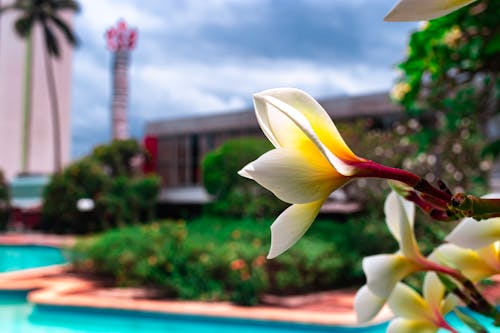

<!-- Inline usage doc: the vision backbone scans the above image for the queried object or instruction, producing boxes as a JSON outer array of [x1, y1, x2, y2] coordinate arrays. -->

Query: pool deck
[[0, 233, 499, 327]]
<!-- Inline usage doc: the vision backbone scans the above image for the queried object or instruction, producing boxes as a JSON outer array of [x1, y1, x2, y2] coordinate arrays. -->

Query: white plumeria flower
[[432, 215, 500, 282], [432, 242, 500, 282], [446, 217, 500, 250], [387, 272, 460, 333], [239, 88, 367, 259], [385, 0, 477, 22], [355, 191, 461, 323], [362, 191, 424, 297], [355, 191, 428, 322], [354, 285, 387, 323]]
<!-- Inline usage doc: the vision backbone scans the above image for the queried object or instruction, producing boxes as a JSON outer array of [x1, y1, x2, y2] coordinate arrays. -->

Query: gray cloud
[[71, 0, 418, 158]]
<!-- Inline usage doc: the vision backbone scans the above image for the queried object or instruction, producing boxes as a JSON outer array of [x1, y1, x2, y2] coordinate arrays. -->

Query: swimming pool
[[0, 245, 67, 272], [0, 290, 497, 333], [0, 290, 387, 333], [0, 246, 495, 332]]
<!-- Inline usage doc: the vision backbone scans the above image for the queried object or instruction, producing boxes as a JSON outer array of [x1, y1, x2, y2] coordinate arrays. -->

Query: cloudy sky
[[71, 0, 417, 158]]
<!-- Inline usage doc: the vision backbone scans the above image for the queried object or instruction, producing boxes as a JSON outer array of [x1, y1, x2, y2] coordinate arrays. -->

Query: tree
[[393, 0, 499, 154], [1, 0, 79, 173], [391, 0, 498, 193]]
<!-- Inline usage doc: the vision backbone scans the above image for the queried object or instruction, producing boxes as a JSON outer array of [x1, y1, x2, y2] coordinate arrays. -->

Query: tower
[[105, 20, 137, 140]]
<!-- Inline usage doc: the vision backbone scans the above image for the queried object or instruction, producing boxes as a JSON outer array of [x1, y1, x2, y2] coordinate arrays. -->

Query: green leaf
[[454, 308, 488, 333], [481, 139, 500, 159], [485, 32, 500, 55]]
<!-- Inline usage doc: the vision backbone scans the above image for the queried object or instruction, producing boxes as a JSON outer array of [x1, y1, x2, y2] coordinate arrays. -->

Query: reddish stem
[[419, 258, 463, 281], [351, 160, 452, 203], [439, 319, 458, 333], [406, 191, 451, 221]]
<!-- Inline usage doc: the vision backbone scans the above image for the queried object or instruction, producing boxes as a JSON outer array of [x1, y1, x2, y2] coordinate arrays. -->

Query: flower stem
[[406, 191, 451, 221], [449, 193, 500, 219], [352, 160, 452, 203], [439, 269, 500, 325]]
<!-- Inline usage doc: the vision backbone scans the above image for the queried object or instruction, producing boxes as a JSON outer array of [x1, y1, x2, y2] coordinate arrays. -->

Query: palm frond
[[14, 15, 34, 37], [52, 0, 80, 12], [42, 21, 60, 57], [50, 14, 78, 46]]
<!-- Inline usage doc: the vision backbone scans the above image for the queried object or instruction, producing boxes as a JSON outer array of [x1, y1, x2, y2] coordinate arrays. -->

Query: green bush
[[393, 0, 499, 159], [40, 158, 110, 233], [202, 137, 287, 218], [71, 214, 397, 305], [0, 170, 10, 231], [41, 140, 161, 234], [92, 139, 145, 177]]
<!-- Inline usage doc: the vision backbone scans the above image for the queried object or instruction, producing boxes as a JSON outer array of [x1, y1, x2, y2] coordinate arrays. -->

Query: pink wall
[[0, 1, 73, 179]]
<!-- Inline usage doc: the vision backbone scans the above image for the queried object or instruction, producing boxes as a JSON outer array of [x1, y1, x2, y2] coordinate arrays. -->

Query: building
[[145, 92, 403, 204], [0, 1, 74, 180]]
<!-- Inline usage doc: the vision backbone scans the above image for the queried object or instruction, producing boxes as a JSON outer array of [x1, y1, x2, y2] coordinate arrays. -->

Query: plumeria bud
[[385, 0, 477, 22], [388, 180, 413, 197]]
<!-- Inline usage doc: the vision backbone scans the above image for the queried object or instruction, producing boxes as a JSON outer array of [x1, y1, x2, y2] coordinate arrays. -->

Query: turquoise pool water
[[0, 291, 497, 333], [0, 291, 387, 333], [0, 245, 66, 272]]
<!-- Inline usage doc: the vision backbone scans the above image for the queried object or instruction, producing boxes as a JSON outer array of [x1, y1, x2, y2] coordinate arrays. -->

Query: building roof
[[146, 92, 402, 137]]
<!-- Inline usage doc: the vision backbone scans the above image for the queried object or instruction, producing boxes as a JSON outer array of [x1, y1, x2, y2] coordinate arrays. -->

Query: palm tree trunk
[[21, 31, 33, 174], [43, 45, 62, 172], [112, 50, 129, 140]]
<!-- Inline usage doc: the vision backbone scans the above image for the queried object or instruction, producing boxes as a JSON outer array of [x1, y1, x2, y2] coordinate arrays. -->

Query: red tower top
[[105, 19, 138, 52]]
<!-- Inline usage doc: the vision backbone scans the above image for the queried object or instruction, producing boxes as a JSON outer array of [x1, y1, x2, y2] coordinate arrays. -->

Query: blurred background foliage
[[72, 214, 396, 306], [202, 137, 287, 218], [41, 139, 160, 234], [392, 0, 499, 161]]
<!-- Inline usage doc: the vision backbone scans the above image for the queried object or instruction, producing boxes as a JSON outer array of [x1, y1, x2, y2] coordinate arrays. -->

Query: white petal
[[432, 244, 496, 281], [354, 285, 386, 323], [253, 88, 359, 176], [423, 272, 444, 312], [363, 254, 420, 298], [237, 166, 253, 179], [384, 192, 420, 259], [387, 318, 437, 333], [267, 200, 324, 259], [238, 148, 346, 204], [384, 191, 415, 242], [388, 283, 433, 321], [384, 0, 477, 22], [441, 293, 460, 315], [446, 217, 500, 249]]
